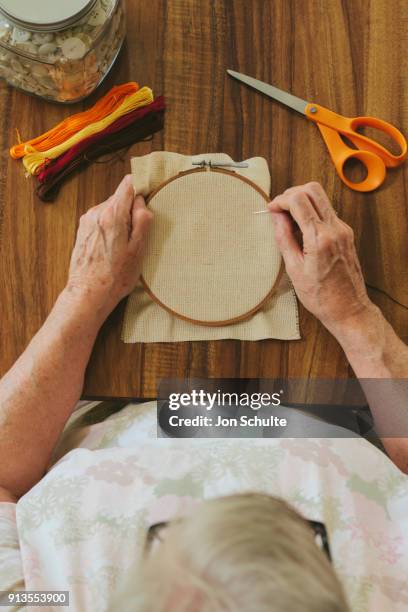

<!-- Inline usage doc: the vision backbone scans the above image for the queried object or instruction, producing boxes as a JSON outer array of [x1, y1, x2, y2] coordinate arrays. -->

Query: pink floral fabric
[[0, 401, 406, 611]]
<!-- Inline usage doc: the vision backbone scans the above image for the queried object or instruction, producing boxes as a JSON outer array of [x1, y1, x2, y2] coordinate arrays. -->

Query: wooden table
[[0, 0, 407, 399]]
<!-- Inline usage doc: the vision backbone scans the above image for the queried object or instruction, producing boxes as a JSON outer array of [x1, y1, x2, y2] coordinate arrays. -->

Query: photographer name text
[[168, 414, 287, 428]]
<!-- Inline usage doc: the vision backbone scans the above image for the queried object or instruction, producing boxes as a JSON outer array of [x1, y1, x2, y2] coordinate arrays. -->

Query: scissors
[[227, 69, 407, 192]]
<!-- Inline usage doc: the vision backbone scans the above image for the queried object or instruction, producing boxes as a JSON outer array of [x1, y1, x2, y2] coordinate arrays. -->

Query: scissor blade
[[227, 70, 308, 115]]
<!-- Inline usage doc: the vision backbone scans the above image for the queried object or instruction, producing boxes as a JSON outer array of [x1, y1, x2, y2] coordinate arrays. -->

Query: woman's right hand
[[268, 181, 376, 338]]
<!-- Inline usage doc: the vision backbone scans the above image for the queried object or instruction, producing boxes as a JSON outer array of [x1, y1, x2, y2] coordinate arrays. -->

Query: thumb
[[130, 195, 153, 246], [270, 211, 303, 270]]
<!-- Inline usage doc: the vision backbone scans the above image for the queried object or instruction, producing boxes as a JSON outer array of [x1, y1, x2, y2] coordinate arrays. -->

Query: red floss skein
[[38, 96, 166, 184], [36, 109, 165, 202]]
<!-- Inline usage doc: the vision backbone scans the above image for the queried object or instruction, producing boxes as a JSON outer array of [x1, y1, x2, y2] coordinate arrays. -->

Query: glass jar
[[0, 0, 126, 103]]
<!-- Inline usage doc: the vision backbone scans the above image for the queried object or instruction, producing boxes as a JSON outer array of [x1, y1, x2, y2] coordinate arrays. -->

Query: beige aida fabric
[[122, 152, 300, 342], [142, 170, 282, 324]]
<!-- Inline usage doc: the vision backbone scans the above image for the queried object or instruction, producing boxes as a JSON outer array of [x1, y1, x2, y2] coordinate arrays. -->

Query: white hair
[[131, 493, 350, 611]]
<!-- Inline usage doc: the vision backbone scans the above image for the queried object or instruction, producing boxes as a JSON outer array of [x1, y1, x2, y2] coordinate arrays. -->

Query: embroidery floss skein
[[38, 97, 165, 185], [23, 86, 154, 175], [36, 109, 165, 202], [10, 82, 139, 159]]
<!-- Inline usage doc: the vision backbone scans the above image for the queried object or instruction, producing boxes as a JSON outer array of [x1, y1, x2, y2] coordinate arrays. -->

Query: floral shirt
[[0, 402, 407, 611]]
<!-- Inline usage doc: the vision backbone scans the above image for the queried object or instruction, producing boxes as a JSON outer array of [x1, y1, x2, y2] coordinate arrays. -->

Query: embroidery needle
[[192, 160, 249, 169], [253, 209, 271, 215]]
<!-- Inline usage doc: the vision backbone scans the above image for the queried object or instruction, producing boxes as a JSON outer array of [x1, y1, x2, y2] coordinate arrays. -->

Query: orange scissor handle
[[305, 103, 407, 192], [348, 116, 407, 167], [316, 123, 386, 192]]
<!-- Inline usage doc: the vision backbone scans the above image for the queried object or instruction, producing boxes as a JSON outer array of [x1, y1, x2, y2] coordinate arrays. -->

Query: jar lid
[[0, 0, 98, 31]]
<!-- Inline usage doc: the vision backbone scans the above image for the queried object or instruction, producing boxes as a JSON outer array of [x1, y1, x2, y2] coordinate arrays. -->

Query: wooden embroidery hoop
[[141, 166, 284, 327]]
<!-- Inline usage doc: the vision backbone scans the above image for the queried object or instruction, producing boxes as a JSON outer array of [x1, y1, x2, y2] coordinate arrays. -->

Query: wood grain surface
[[0, 0, 407, 399]]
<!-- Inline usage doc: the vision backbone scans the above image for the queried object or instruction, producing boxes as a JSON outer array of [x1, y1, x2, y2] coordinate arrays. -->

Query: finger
[[130, 196, 153, 248], [112, 174, 135, 217], [268, 192, 320, 235], [114, 173, 134, 198], [271, 211, 304, 270], [336, 217, 354, 236], [132, 193, 148, 210], [270, 183, 335, 222], [301, 182, 336, 221]]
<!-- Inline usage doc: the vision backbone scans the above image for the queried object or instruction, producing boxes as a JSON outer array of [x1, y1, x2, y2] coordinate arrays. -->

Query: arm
[[0, 175, 152, 500], [269, 182, 408, 474], [329, 307, 408, 473]]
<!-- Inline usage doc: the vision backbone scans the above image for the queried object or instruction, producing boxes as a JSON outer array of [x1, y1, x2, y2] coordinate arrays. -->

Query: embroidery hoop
[[141, 166, 284, 326]]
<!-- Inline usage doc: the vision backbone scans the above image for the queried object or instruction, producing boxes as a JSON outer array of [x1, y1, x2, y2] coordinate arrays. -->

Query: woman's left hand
[[66, 174, 153, 316]]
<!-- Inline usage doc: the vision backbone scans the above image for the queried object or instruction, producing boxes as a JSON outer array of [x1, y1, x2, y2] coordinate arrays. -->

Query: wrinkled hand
[[269, 182, 373, 334], [67, 175, 153, 316]]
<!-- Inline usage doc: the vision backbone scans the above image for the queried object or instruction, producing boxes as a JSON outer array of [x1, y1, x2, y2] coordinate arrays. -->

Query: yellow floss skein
[[10, 82, 139, 159], [23, 87, 154, 175]]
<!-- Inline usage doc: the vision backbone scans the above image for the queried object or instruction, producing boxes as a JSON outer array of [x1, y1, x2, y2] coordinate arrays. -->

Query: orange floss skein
[[9, 82, 139, 159]]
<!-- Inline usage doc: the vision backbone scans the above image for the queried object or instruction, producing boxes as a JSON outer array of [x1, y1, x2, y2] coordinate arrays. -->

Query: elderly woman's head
[[133, 493, 349, 611]]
